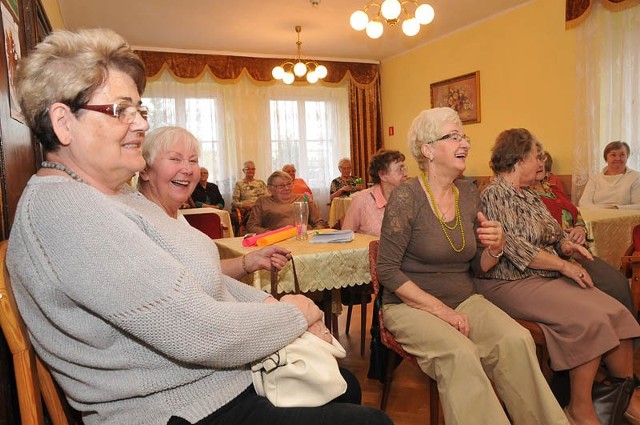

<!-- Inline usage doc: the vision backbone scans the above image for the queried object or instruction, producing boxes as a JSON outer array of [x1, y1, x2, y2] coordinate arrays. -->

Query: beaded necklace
[[40, 161, 84, 183], [420, 172, 465, 253]]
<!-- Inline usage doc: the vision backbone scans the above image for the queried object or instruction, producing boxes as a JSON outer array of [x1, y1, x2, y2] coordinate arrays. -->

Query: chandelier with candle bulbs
[[272, 26, 328, 85], [350, 0, 435, 39]]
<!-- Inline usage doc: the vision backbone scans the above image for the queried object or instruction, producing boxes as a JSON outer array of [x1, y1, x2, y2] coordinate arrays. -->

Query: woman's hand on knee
[[434, 305, 469, 337]]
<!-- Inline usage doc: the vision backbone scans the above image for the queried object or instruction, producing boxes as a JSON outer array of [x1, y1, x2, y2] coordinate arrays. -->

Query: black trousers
[[167, 368, 392, 425]]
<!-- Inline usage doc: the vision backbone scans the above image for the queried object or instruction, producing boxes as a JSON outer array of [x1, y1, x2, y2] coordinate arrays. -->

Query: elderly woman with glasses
[[477, 128, 640, 425], [246, 171, 327, 234], [342, 149, 408, 237], [6, 29, 392, 425], [377, 108, 567, 425]]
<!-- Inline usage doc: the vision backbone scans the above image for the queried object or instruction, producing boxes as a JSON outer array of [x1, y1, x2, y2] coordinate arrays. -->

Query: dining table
[[214, 231, 378, 333], [328, 197, 353, 228], [181, 208, 235, 238], [581, 207, 640, 268]]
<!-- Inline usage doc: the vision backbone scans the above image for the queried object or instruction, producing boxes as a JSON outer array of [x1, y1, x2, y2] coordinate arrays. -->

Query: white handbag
[[251, 331, 348, 407]]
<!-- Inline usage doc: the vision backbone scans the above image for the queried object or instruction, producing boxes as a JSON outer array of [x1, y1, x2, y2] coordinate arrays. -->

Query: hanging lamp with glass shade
[[272, 26, 328, 85], [350, 0, 435, 39]]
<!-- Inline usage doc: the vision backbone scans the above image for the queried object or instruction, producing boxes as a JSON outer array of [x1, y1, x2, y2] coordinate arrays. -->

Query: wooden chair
[[618, 224, 640, 317], [368, 240, 440, 424], [369, 240, 553, 424], [343, 283, 373, 357], [184, 211, 223, 239], [0, 240, 78, 424]]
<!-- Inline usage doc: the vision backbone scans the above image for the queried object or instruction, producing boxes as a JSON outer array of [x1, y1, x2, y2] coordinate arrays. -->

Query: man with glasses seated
[[246, 171, 327, 234]]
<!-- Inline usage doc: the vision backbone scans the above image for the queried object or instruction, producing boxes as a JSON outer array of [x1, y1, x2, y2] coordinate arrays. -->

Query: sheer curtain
[[143, 70, 350, 218], [572, 2, 640, 202]]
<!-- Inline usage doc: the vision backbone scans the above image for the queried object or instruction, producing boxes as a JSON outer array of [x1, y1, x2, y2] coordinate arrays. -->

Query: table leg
[[323, 289, 333, 333]]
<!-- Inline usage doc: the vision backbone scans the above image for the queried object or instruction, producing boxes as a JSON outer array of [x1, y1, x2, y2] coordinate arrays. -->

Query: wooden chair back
[[184, 211, 223, 239], [368, 240, 440, 424], [619, 224, 640, 317], [0, 240, 76, 424]]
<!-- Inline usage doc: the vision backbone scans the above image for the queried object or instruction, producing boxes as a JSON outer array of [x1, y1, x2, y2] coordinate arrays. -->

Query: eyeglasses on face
[[389, 164, 408, 174], [80, 103, 149, 123], [271, 182, 293, 190], [428, 132, 471, 145]]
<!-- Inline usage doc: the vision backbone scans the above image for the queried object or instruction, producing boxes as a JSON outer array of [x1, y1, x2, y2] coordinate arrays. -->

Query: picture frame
[[1, 1, 23, 123], [3, 0, 17, 21], [430, 71, 480, 124]]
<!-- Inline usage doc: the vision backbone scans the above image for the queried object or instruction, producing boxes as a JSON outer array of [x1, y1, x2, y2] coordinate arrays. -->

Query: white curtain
[[143, 70, 350, 218], [573, 3, 640, 202]]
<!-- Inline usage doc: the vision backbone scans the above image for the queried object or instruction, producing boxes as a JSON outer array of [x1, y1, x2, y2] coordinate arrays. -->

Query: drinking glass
[[293, 201, 309, 240]]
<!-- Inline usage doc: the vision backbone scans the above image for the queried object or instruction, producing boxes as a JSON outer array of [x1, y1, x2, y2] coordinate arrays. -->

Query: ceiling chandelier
[[272, 26, 328, 84], [350, 0, 435, 39]]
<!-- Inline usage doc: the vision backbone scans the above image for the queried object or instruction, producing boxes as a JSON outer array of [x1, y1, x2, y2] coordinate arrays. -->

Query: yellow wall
[[41, 0, 65, 29], [380, 0, 576, 176]]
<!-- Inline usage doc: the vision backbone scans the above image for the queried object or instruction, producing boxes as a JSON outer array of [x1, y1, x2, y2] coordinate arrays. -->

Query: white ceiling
[[57, 0, 531, 63]]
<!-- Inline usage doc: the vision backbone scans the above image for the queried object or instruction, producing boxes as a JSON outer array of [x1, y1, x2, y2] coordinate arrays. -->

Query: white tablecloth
[[181, 208, 234, 238]]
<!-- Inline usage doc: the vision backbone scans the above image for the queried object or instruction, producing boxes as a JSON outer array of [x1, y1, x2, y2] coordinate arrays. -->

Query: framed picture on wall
[[430, 71, 480, 124], [1, 1, 23, 123], [3, 0, 17, 21]]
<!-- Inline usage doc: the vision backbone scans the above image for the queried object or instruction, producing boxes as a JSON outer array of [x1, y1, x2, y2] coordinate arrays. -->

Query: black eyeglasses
[[428, 132, 471, 145], [80, 103, 149, 123]]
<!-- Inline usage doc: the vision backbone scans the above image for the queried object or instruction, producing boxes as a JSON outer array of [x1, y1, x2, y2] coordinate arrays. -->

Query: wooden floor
[[335, 302, 439, 425], [334, 301, 640, 425]]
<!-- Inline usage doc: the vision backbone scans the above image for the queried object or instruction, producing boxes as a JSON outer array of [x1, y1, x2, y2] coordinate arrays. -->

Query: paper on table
[[256, 227, 298, 247], [243, 225, 294, 247], [309, 230, 354, 244]]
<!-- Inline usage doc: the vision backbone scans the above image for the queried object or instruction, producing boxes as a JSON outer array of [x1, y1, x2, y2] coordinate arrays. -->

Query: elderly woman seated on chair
[[138, 126, 292, 280], [377, 107, 567, 425], [246, 170, 328, 234], [7, 30, 390, 425]]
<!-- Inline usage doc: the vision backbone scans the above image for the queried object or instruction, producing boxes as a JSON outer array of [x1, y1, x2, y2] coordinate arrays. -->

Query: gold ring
[[579, 273, 584, 278], [322, 329, 331, 335]]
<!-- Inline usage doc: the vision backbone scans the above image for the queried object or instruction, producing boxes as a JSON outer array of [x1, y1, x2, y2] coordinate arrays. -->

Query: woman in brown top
[[477, 128, 640, 425], [246, 171, 327, 234], [377, 108, 567, 425]]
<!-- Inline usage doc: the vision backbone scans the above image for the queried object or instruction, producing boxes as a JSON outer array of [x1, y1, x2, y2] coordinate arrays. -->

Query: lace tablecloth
[[214, 232, 378, 294], [581, 208, 640, 268]]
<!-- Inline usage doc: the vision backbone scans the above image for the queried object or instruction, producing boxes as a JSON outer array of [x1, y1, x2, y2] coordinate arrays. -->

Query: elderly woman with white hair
[[7, 28, 390, 425], [329, 158, 364, 201], [376, 107, 567, 425]]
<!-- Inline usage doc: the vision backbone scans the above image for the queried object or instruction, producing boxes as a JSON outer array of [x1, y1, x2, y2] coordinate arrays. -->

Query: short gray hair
[[267, 170, 292, 186], [142, 126, 201, 167], [408, 107, 461, 171], [15, 28, 145, 153]]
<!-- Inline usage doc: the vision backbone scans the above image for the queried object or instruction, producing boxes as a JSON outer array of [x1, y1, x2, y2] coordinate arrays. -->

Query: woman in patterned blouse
[[477, 128, 640, 425], [532, 151, 634, 315]]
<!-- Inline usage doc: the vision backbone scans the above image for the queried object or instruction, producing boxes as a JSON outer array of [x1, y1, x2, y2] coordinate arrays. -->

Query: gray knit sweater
[[7, 176, 308, 424]]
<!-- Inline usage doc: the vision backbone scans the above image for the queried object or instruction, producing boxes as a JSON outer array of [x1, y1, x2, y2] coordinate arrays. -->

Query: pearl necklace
[[421, 173, 465, 253], [40, 161, 84, 183]]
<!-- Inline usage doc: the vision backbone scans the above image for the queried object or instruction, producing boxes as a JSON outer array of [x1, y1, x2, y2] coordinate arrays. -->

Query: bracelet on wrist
[[241, 254, 251, 274], [487, 247, 504, 259]]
